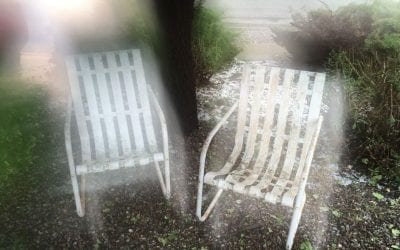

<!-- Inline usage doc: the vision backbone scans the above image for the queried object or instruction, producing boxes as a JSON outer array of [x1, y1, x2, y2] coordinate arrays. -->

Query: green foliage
[[294, 3, 373, 48], [300, 240, 313, 250], [0, 78, 49, 195], [366, 0, 400, 53], [329, 47, 400, 185], [372, 192, 385, 200], [273, 3, 374, 65], [192, 7, 240, 85], [392, 228, 400, 237]]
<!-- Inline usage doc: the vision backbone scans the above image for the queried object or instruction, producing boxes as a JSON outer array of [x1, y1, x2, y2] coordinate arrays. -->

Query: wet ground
[[1, 58, 399, 249]]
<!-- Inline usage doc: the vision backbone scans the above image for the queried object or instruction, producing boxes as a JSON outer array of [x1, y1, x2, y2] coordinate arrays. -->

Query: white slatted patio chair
[[196, 65, 325, 249], [65, 49, 170, 217]]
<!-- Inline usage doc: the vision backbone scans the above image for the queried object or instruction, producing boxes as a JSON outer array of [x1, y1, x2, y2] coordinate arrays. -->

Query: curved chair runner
[[65, 49, 170, 217], [196, 65, 325, 249]]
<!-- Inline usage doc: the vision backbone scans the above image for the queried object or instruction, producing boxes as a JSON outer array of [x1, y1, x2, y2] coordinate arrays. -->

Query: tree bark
[[152, 0, 199, 136]]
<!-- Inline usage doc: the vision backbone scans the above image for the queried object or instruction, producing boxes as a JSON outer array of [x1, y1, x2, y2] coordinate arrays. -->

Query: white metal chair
[[196, 65, 325, 249], [65, 49, 170, 217]]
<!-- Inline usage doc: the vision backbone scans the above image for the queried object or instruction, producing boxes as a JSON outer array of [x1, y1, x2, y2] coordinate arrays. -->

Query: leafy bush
[[333, 1, 400, 185], [0, 78, 50, 194], [273, 3, 374, 66], [329, 49, 400, 185], [192, 7, 240, 85], [276, 1, 400, 185]]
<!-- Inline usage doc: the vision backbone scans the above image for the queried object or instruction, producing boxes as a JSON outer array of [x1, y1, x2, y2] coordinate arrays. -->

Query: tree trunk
[[152, 0, 199, 136]]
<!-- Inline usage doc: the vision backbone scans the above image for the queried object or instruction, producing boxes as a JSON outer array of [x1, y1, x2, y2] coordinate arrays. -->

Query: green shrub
[[273, 3, 374, 66], [333, 1, 400, 185], [329, 49, 400, 185], [192, 7, 240, 85], [276, 0, 400, 185]]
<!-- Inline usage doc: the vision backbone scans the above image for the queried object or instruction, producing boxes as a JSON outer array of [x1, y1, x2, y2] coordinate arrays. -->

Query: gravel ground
[[1, 59, 399, 249]]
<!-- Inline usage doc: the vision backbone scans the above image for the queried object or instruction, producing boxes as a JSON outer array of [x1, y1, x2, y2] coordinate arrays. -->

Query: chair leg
[[164, 158, 171, 199], [286, 191, 306, 250], [197, 188, 224, 222], [154, 161, 169, 198], [80, 175, 86, 213], [70, 172, 85, 217]]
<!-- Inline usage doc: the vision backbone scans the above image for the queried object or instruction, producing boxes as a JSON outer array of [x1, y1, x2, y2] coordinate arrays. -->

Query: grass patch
[[0, 78, 48, 192], [0, 77, 67, 247]]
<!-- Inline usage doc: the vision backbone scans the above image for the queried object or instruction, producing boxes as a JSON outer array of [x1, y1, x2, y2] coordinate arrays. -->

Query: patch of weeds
[[372, 192, 385, 201], [270, 214, 284, 225], [183, 214, 193, 224], [392, 228, 400, 238], [0, 236, 27, 249], [390, 198, 400, 208], [93, 238, 102, 250], [157, 230, 178, 247], [130, 214, 141, 224], [300, 240, 313, 250], [319, 206, 330, 212], [157, 237, 168, 247], [369, 170, 382, 186], [354, 215, 363, 222], [102, 208, 111, 214], [331, 209, 342, 218], [239, 233, 246, 247]]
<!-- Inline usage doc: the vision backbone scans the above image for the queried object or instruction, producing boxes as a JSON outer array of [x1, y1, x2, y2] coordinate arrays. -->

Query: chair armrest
[[147, 86, 170, 196], [64, 97, 72, 137], [147, 86, 168, 155], [65, 97, 76, 174], [298, 115, 324, 192], [196, 101, 238, 218], [199, 102, 239, 181]]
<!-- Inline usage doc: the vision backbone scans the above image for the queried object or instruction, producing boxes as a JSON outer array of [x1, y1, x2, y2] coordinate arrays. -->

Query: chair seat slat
[[267, 69, 311, 203], [92, 54, 119, 159], [132, 50, 158, 151], [281, 73, 325, 206], [241, 66, 267, 164], [248, 69, 295, 196], [76, 152, 164, 175], [78, 55, 106, 160], [66, 58, 92, 162], [119, 52, 145, 151], [105, 52, 132, 155], [224, 68, 281, 191]]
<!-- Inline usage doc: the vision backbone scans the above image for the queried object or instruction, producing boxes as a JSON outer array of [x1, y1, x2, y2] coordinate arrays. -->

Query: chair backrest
[[65, 49, 158, 164], [235, 65, 325, 181]]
